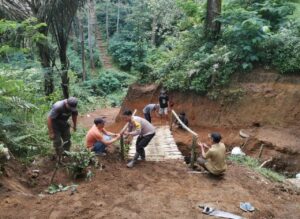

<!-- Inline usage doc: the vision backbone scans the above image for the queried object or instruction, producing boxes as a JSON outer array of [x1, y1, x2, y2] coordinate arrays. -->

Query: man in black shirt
[[158, 89, 169, 124]]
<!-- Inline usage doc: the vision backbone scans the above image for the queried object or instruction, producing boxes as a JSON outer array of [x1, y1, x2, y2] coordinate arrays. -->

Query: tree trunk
[[151, 16, 158, 46], [116, 0, 120, 33], [105, 0, 110, 44], [37, 28, 54, 96], [87, 0, 95, 70], [71, 20, 79, 53], [59, 42, 69, 99], [205, 0, 222, 40], [78, 15, 86, 81]]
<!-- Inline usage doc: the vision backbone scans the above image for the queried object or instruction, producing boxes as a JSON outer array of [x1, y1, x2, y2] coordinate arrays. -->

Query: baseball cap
[[67, 97, 78, 112]]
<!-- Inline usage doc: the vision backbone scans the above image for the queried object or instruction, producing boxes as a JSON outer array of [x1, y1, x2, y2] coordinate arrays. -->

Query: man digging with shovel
[[47, 97, 78, 162]]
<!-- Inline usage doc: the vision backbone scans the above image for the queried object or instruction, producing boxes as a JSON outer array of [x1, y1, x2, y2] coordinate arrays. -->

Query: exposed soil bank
[[119, 68, 300, 174], [0, 103, 300, 219]]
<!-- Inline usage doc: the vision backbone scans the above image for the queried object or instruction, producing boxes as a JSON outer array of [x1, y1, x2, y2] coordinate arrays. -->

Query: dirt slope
[[1, 158, 300, 219]]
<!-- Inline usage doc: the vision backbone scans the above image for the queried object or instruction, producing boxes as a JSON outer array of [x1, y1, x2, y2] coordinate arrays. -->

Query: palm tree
[[0, 0, 86, 98]]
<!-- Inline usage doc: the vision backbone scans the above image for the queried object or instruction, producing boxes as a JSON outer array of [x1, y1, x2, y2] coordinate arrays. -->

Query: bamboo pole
[[190, 135, 197, 168], [119, 109, 137, 160], [120, 135, 125, 160], [170, 113, 174, 131], [171, 110, 199, 169], [171, 110, 198, 136], [258, 144, 264, 159]]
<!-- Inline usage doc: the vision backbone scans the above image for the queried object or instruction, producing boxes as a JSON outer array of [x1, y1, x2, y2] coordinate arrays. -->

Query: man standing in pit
[[143, 103, 159, 123], [158, 89, 169, 124]]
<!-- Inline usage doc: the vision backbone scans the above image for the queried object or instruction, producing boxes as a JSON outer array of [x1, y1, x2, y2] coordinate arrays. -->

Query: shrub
[[109, 35, 147, 71], [83, 69, 136, 96], [65, 149, 98, 179]]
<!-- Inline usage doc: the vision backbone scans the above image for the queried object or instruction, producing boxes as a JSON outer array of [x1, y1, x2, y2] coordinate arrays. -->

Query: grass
[[228, 155, 285, 183]]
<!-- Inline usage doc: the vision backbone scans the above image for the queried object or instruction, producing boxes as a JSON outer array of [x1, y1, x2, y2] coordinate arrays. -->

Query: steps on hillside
[[95, 27, 113, 69]]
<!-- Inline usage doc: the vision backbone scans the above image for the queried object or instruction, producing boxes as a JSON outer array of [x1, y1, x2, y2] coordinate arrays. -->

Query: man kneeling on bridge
[[197, 132, 227, 176], [122, 110, 156, 168]]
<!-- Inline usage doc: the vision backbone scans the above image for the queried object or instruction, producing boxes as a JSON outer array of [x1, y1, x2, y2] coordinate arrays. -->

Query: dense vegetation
[[0, 0, 300, 161], [105, 0, 300, 93]]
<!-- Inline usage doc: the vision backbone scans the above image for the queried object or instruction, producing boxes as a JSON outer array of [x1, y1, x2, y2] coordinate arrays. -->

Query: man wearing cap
[[122, 110, 156, 168], [197, 132, 227, 176], [47, 97, 78, 156], [86, 118, 120, 155], [142, 103, 159, 123]]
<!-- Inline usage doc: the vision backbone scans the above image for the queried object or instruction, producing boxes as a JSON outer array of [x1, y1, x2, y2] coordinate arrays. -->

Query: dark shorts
[[144, 113, 151, 123], [52, 120, 71, 154], [92, 141, 107, 153]]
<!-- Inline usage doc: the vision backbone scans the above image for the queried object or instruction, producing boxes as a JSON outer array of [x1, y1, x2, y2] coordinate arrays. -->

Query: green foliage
[[267, 23, 300, 74], [140, 0, 300, 93], [65, 149, 98, 179], [46, 184, 78, 194], [229, 155, 285, 182], [109, 36, 147, 71], [0, 69, 51, 157], [0, 18, 47, 57], [82, 69, 136, 99]]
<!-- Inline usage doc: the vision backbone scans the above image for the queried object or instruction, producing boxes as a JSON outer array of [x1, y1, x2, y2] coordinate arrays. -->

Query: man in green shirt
[[197, 132, 227, 176]]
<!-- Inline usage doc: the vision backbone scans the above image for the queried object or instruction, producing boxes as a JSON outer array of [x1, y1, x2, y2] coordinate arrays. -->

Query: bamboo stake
[[170, 113, 174, 131], [259, 158, 273, 168], [190, 135, 197, 168], [119, 109, 137, 160], [120, 135, 125, 160], [258, 144, 264, 159]]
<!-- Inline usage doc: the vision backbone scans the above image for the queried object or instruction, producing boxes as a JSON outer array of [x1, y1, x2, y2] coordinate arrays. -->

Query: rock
[[231, 147, 245, 156], [296, 173, 300, 179], [285, 178, 300, 189], [239, 129, 250, 138]]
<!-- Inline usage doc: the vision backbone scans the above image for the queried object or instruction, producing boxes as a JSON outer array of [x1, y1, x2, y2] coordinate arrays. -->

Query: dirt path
[[78, 107, 120, 129], [94, 19, 113, 69]]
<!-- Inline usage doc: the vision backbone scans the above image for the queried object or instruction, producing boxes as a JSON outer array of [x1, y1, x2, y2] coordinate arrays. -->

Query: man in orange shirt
[[86, 118, 120, 155]]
